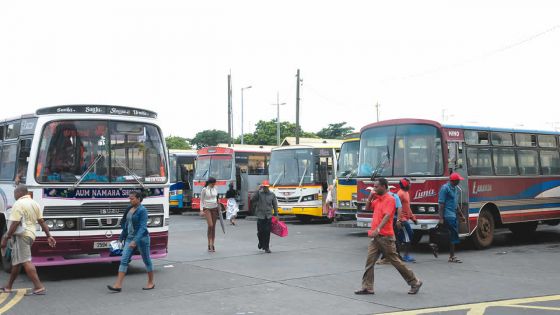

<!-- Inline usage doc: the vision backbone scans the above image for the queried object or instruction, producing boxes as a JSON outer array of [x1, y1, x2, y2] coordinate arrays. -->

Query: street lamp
[[271, 91, 286, 146], [241, 85, 252, 144]]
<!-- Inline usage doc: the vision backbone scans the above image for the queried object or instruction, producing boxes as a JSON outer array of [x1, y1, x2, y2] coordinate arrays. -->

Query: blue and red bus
[[355, 119, 560, 248]]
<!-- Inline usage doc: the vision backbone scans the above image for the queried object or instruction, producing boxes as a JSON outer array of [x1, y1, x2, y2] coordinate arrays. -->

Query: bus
[[192, 145, 272, 215], [0, 105, 169, 271], [169, 150, 196, 214], [334, 136, 360, 219], [269, 140, 342, 223], [355, 118, 560, 248]]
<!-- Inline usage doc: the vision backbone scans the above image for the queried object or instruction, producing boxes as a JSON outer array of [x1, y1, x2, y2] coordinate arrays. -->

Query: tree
[[236, 119, 317, 145], [190, 129, 231, 149], [316, 122, 355, 139], [165, 136, 192, 150]]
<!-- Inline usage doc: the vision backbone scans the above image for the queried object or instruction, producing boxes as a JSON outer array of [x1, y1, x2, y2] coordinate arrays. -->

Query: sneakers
[[265, 249, 271, 253], [402, 255, 416, 263]]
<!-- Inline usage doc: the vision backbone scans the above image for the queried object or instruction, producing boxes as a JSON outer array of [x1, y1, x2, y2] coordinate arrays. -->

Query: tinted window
[[5, 122, 20, 140], [538, 135, 557, 148], [516, 134, 537, 147], [0, 143, 18, 180], [465, 130, 489, 145], [540, 151, 560, 175], [466, 147, 493, 176], [491, 132, 513, 146], [517, 150, 539, 175], [493, 148, 517, 175]]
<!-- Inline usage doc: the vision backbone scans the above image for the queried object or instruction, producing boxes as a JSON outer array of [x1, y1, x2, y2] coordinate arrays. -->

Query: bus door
[[318, 155, 335, 204], [448, 141, 469, 235]]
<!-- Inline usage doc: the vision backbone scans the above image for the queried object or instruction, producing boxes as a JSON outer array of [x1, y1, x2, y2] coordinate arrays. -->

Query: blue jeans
[[119, 235, 153, 273], [397, 221, 414, 244]]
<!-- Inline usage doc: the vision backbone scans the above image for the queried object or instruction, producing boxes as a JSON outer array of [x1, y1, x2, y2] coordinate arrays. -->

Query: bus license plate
[[93, 241, 111, 249], [282, 207, 292, 212]]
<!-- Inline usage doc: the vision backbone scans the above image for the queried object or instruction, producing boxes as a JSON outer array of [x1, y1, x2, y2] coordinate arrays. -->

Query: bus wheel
[[1, 224, 12, 273], [296, 215, 312, 224], [171, 209, 182, 215], [471, 210, 495, 249], [509, 221, 538, 239]]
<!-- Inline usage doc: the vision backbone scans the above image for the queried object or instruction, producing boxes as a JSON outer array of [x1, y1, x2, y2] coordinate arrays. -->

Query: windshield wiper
[[114, 158, 146, 189], [370, 145, 391, 180], [72, 153, 104, 190], [272, 163, 286, 187]]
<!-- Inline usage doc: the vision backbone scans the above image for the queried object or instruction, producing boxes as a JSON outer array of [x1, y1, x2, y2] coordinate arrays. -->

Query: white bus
[[0, 105, 169, 271]]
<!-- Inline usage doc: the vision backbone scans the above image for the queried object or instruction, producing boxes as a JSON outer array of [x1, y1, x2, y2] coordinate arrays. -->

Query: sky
[[1, 1, 559, 138]]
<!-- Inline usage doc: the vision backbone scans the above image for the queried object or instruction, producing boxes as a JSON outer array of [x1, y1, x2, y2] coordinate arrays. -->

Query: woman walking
[[225, 183, 239, 225], [108, 191, 155, 292], [200, 177, 219, 252]]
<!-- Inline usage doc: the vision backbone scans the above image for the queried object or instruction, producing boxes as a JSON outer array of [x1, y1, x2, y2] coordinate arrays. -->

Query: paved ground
[[1, 214, 560, 315]]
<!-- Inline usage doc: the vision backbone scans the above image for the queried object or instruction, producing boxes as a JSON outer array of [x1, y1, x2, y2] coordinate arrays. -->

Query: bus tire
[[471, 210, 495, 249], [296, 215, 312, 224], [171, 208, 182, 215], [1, 223, 12, 273], [509, 221, 538, 239]]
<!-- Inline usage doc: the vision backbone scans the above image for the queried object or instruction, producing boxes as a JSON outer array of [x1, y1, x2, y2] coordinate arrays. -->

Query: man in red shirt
[[355, 177, 422, 295], [396, 178, 418, 262]]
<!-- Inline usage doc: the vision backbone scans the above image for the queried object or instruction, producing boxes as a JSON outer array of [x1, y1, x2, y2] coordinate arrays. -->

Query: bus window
[[538, 135, 557, 148], [540, 150, 560, 175], [0, 125, 4, 139], [466, 147, 492, 176], [517, 150, 539, 175], [248, 154, 268, 175], [491, 132, 513, 146], [16, 139, 32, 184], [493, 148, 517, 176], [0, 143, 17, 180], [394, 124, 443, 176], [465, 130, 490, 145], [5, 122, 20, 140], [516, 134, 537, 147]]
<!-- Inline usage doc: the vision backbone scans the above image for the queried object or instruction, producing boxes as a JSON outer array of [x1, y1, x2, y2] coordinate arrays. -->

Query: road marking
[[378, 294, 560, 315], [0, 289, 28, 315]]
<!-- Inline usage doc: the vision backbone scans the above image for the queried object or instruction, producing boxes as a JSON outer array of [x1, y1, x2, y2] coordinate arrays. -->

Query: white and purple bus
[[0, 105, 169, 271], [355, 119, 560, 249]]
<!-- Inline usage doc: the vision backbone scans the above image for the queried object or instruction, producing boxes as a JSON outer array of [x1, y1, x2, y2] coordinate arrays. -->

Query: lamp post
[[241, 85, 252, 144], [271, 91, 286, 146]]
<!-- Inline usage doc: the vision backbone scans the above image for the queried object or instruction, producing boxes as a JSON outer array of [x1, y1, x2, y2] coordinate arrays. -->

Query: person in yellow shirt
[[1, 185, 56, 295]]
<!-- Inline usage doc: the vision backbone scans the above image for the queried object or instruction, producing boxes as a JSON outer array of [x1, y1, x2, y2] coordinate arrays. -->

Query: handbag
[[271, 217, 288, 237], [109, 240, 123, 256], [429, 223, 449, 246]]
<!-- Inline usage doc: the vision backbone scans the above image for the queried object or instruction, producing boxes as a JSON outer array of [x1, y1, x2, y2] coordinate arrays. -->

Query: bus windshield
[[337, 141, 359, 178], [269, 149, 314, 186], [35, 120, 167, 183], [194, 155, 232, 180], [358, 124, 443, 177]]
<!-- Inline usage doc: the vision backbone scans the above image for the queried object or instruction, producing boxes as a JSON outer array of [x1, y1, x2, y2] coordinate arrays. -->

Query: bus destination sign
[[36, 105, 157, 118]]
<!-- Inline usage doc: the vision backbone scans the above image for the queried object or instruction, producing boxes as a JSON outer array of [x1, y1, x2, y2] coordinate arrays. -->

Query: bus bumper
[[278, 206, 323, 217], [30, 231, 169, 267]]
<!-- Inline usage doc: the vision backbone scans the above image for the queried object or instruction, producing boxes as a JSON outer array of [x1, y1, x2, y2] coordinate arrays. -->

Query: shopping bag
[[429, 223, 449, 246], [271, 217, 288, 237], [109, 240, 123, 256]]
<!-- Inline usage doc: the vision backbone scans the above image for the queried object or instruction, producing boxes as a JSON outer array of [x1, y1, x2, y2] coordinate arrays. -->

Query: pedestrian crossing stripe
[[377, 294, 560, 315], [0, 289, 29, 315]]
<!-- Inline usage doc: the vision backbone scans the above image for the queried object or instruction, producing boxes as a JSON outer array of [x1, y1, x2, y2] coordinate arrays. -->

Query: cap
[[449, 173, 464, 181], [260, 180, 270, 187], [400, 178, 410, 188]]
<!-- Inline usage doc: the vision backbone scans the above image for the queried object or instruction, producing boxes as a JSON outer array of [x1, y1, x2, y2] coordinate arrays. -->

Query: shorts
[[444, 217, 460, 245], [11, 235, 33, 265], [397, 221, 414, 244]]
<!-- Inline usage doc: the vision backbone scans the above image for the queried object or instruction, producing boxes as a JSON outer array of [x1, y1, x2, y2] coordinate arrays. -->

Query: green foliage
[[165, 136, 192, 150], [236, 119, 317, 145], [316, 122, 355, 139], [190, 129, 231, 149]]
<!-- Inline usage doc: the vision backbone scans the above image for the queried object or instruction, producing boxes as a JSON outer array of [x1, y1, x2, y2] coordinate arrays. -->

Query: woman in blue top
[[108, 191, 155, 292]]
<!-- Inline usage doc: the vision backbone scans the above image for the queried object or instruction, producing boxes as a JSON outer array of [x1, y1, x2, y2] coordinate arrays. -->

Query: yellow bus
[[334, 137, 360, 218], [269, 141, 342, 223]]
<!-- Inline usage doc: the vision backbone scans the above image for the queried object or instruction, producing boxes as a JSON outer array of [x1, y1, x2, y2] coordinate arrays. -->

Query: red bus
[[192, 145, 272, 215], [355, 119, 560, 249]]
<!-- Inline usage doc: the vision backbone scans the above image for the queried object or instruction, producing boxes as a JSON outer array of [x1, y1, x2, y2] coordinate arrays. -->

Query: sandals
[[25, 288, 47, 296], [354, 288, 374, 295], [1, 287, 12, 293], [142, 285, 156, 290], [408, 281, 422, 295], [448, 256, 462, 263]]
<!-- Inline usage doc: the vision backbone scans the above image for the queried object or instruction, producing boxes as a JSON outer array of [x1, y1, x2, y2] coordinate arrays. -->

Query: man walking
[[355, 178, 422, 295], [438, 173, 466, 263], [1, 185, 56, 295], [396, 178, 418, 262], [251, 180, 278, 253]]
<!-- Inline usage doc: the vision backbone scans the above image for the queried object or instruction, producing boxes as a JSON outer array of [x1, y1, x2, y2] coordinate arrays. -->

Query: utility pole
[[375, 102, 380, 122], [296, 69, 301, 144], [227, 74, 232, 147], [271, 91, 286, 146]]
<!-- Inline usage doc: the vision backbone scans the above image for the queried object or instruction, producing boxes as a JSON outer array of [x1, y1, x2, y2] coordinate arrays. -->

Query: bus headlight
[[169, 190, 177, 196], [428, 206, 436, 213], [351, 193, 357, 201], [147, 217, 153, 225], [153, 217, 162, 226], [218, 194, 225, 199], [65, 219, 76, 229], [148, 216, 163, 227], [418, 206, 426, 213], [55, 220, 65, 229], [46, 219, 54, 229]]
